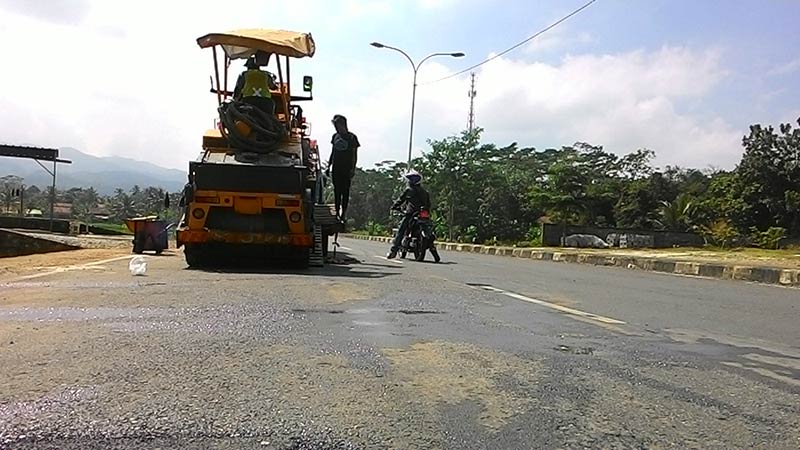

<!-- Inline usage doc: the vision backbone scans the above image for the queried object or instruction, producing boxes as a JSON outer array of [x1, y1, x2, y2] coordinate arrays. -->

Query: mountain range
[[1, 147, 187, 195]]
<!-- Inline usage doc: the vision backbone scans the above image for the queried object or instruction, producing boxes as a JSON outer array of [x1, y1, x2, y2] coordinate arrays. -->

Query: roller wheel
[[184, 244, 205, 268]]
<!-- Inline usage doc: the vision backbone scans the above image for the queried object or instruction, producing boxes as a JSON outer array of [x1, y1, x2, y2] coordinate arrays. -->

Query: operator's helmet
[[404, 169, 422, 186]]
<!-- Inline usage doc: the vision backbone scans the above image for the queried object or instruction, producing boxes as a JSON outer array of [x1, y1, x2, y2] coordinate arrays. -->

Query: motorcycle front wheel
[[414, 247, 427, 262]]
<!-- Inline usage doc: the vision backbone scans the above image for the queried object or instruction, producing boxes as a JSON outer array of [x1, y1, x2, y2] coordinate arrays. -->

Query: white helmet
[[404, 169, 422, 185]]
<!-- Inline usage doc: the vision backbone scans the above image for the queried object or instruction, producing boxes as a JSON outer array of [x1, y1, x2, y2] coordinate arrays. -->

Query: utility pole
[[467, 72, 477, 133], [450, 73, 478, 241]]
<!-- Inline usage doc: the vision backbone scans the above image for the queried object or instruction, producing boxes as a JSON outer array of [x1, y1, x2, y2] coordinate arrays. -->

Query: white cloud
[[0, 0, 91, 25], [768, 57, 800, 76], [339, 0, 393, 18], [470, 47, 741, 169], [383, 46, 742, 169], [523, 26, 593, 54], [417, 0, 459, 10], [0, 1, 763, 174]]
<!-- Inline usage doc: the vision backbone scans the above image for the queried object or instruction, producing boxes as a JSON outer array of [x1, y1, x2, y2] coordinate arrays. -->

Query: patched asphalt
[[1, 238, 798, 449]]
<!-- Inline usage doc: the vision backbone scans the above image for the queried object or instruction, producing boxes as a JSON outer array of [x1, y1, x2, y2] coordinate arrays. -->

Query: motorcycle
[[396, 208, 441, 263]]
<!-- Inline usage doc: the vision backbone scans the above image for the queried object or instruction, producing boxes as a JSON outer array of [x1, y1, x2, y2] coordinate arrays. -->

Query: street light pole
[[408, 66, 418, 170], [370, 42, 464, 170]]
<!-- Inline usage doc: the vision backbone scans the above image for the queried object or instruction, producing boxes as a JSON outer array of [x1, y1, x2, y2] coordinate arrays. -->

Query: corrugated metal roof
[[0, 144, 58, 161]]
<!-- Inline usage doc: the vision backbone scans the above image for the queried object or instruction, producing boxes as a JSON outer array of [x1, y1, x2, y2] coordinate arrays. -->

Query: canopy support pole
[[223, 54, 230, 100], [285, 56, 292, 128], [275, 56, 291, 130], [212, 46, 222, 105], [34, 158, 57, 231]]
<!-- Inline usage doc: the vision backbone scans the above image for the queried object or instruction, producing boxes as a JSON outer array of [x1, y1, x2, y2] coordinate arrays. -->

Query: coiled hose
[[218, 100, 287, 153]]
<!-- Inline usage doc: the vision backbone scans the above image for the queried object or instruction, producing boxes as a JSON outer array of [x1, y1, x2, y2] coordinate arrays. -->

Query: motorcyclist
[[387, 170, 431, 259]]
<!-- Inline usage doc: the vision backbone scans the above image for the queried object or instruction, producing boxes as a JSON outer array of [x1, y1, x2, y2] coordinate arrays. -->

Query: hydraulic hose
[[218, 100, 287, 153]]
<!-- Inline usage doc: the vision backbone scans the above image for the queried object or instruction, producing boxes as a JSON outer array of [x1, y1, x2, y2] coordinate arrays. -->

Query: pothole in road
[[291, 308, 345, 314], [291, 308, 445, 316], [554, 344, 595, 355], [392, 309, 445, 315]]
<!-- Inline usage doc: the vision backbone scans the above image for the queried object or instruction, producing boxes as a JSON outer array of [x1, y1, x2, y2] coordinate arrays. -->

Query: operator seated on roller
[[234, 51, 278, 115]]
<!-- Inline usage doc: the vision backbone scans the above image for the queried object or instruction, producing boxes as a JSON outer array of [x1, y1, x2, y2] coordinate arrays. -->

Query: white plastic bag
[[129, 256, 147, 276]]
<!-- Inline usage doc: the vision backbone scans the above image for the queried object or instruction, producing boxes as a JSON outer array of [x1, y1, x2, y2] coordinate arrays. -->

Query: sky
[[0, 0, 798, 172]]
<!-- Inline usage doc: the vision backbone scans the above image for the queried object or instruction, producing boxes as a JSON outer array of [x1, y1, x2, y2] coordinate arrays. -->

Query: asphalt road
[[1, 238, 798, 449]]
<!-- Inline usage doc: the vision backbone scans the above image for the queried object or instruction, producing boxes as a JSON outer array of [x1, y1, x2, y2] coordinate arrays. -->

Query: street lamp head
[[370, 42, 386, 48], [451, 52, 465, 57]]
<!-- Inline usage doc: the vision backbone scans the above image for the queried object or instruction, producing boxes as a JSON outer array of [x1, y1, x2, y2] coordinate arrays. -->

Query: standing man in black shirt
[[326, 114, 360, 222]]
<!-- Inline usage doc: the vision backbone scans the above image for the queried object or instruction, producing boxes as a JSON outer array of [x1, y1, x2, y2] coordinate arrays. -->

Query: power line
[[421, 0, 598, 85]]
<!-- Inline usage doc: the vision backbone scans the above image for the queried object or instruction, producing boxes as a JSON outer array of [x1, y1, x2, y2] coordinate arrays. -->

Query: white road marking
[[83, 255, 137, 266], [722, 361, 800, 387], [473, 284, 626, 325], [743, 353, 800, 371], [336, 246, 353, 251], [8, 255, 135, 282], [374, 256, 403, 265]]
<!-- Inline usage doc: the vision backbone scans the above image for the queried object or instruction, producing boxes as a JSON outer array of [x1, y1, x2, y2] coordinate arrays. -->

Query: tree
[[618, 149, 656, 180], [23, 185, 46, 211], [657, 193, 696, 231], [142, 186, 168, 215], [418, 129, 492, 241], [1, 175, 24, 214], [63, 187, 100, 222], [614, 173, 673, 229], [341, 118, 798, 246], [530, 153, 591, 226], [346, 160, 407, 231], [111, 188, 138, 221], [736, 118, 800, 235]]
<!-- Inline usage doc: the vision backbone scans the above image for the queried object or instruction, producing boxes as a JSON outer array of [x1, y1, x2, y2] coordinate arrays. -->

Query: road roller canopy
[[196, 29, 316, 59]]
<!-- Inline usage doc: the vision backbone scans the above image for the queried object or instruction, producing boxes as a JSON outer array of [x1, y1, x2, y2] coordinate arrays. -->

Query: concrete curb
[[343, 234, 800, 288], [1, 229, 81, 258]]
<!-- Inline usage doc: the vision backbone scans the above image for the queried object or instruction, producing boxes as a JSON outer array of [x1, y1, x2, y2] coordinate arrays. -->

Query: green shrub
[[460, 225, 478, 244], [698, 219, 740, 248], [525, 224, 542, 246], [366, 221, 387, 236], [89, 223, 133, 235], [749, 226, 786, 250]]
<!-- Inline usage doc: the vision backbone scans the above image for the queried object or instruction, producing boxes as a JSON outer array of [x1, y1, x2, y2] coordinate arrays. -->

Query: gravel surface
[[0, 240, 798, 449]]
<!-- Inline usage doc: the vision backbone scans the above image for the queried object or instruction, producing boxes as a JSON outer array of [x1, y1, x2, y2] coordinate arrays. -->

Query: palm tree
[[111, 189, 137, 221], [71, 187, 100, 222], [143, 187, 166, 215], [658, 193, 696, 231]]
